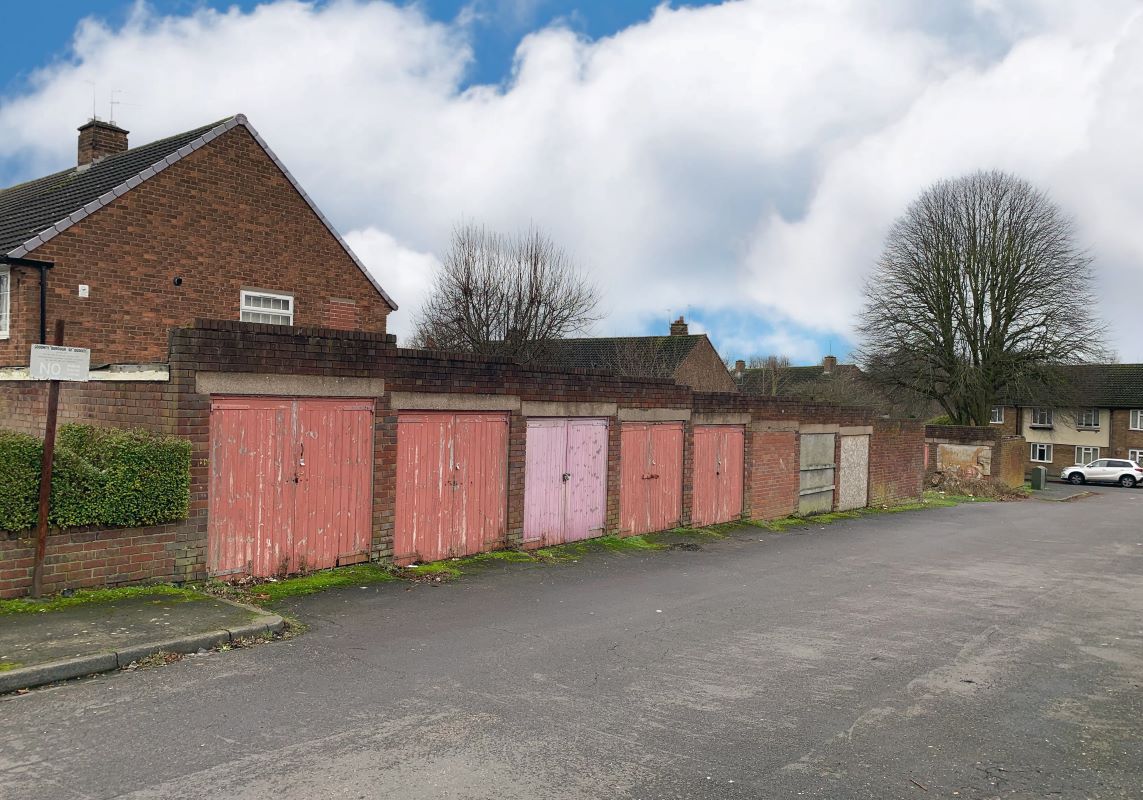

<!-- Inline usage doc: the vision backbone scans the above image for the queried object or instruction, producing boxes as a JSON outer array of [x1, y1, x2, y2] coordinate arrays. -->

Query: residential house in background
[[541, 316, 738, 392], [988, 364, 1143, 475], [0, 114, 395, 370]]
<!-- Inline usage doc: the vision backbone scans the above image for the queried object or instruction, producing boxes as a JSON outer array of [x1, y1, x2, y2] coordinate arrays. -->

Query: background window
[[1031, 408, 1053, 427], [1131, 410, 1143, 430], [1031, 443, 1053, 462], [0, 266, 9, 338], [1075, 446, 1099, 464], [1076, 408, 1100, 428], [989, 406, 1004, 424], [240, 291, 293, 326], [1129, 449, 1143, 464]]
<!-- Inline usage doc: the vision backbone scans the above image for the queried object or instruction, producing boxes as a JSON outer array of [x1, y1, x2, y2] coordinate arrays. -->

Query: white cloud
[[2, 0, 1142, 357], [342, 226, 438, 340]]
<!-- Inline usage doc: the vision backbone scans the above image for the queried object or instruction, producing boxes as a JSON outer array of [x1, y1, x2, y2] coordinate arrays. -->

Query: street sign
[[29, 344, 91, 382]]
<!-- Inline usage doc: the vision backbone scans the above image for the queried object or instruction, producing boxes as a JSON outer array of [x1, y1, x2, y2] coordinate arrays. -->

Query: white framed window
[[989, 406, 1004, 424], [1030, 443, 1053, 463], [1075, 446, 1099, 465], [1031, 408, 1053, 428], [1076, 408, 1100, 429], [0, 265, 10, 339], [1131, 410, 1143, 431], [240, 290, 293, 326], [1129, 449, 1143, 464]]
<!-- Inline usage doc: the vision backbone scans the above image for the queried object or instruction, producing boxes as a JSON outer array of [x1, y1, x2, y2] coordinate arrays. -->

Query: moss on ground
[[0, 661, 21, 671], [0, 584, 201, 616], [218, 563, 398, 604]]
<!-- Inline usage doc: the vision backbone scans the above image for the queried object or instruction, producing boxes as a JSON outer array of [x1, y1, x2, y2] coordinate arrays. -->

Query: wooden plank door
[[648, 422, 683, 533], [799, 432, 836, 514], [452, 413, 509, 556], [692, 425, 745, 526], [523, 419, 569, 545], [563, 419, 608, 543], [294, 399, 374, 571], [395, 412, 455, 564], [620, 423, 653, 535], [208, 398, 295, 576]]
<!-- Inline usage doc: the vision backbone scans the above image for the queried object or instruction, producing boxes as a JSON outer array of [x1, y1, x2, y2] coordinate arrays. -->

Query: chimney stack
[[669, 316, 688, 336], [78, 119, 129, 166], [822, 355, 838, 374], [734, 359, 745, 374]]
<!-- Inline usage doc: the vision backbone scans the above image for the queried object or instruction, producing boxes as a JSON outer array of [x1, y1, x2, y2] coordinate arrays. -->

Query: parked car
[[1061, 459, 1142, 488]]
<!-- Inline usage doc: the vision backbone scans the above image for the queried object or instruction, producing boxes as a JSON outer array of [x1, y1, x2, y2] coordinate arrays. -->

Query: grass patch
[[0, 661, 21, 672], [219, 563, 398, 605], [536, 534, 665, 562], [0, 584, 200, 616], [402, 561, 463, 579]]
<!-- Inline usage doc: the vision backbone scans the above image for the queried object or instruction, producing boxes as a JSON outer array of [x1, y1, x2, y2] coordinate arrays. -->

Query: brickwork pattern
[[0, 125, 391, 368], [0, 321, 928, 596]]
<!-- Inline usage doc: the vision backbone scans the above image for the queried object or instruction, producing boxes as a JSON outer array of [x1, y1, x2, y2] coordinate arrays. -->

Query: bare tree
[[730, 354, 792, 396], [856, 171, 1109, 426], [411, 223, 600, 362]]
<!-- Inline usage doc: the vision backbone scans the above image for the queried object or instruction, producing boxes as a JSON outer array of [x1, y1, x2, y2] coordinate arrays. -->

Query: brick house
[[539, 316, 738, 392], [987, 364, 1143, 475], [0, 115, 395, 367]]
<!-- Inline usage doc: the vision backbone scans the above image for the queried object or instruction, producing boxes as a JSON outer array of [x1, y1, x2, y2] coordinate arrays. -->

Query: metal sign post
[[29, 321, 90, 597]]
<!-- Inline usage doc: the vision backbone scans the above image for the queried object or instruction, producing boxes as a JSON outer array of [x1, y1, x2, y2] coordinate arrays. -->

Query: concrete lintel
[[618, 408, 691, 422], [521, 400, 617, 418], [750, 420, 798, 432], [839, 426, 873, 436], [693, 412, 751, 426], [197, 372, 385, 397], [389, 391, 521, 412], [799, 423, 841, 434]]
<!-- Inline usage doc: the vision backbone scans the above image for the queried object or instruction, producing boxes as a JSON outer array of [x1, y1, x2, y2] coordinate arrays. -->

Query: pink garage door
[[620, 421, 684, 535], [692, 425, 745, 527], [394, 412, 508, 564], [208, 397, 374, 577], [523, 418, 608, 546]]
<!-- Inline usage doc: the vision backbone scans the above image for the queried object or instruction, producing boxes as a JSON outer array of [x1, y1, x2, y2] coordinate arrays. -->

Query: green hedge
[[0, 425, 191, 532]]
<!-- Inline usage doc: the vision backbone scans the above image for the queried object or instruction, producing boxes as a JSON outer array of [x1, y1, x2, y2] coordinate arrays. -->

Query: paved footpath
[[3, 491, 1142, 799]]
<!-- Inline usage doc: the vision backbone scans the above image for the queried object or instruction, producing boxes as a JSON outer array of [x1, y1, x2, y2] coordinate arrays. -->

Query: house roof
[[540, 335, 704, 378], [736, 362, 863, 393], [1058, 364, 1143, 407], [0, 114, 396, 309]]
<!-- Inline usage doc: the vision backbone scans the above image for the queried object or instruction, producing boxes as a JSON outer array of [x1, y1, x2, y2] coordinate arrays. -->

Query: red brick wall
[[675, 338, 738, 392], [0, 525, 180, 599], [0, 321, 928, 596], [1110, 409, 1143, 460], [749, 431, 799, 520], [0, 124, 391, 368], [869, 418, 925, 504]]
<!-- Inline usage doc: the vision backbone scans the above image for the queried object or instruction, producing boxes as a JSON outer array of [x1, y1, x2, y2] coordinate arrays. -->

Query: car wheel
[[1119, 475, 1137, 488], [1068, 472, 1085, 485]]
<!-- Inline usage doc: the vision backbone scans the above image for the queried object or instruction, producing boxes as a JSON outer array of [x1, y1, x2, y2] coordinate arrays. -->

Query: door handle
[[562, 473, 571, 482]]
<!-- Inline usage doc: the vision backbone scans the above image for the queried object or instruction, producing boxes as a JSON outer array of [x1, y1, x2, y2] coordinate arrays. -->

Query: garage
[[692, 425, 745, 526], [208, 397, 374, 577], [394, 412, 508, 564], [620, 421, 684, 535], [523, 418, 609, 546]]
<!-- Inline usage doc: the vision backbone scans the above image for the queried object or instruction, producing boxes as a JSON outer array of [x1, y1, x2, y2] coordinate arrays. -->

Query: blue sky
[[2, 1, 1140, 362]]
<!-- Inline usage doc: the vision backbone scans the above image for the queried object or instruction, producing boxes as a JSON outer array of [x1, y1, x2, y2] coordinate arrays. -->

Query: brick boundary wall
[[924, 424, 1026, 488], [0, 320, 928, 596]]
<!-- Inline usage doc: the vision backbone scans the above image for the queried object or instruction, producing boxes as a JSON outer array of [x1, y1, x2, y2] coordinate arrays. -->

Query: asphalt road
[[3, 491, 1142, 799]]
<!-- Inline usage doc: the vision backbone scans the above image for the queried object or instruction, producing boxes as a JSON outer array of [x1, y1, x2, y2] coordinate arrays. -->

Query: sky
[[1, 0, 1141, 363]]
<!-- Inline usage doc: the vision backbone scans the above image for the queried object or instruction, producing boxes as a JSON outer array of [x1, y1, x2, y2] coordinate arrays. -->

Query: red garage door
[[692, 425, 745, 526], [620, 421, 683, 535], [395, 412, 508, 564], [208, 397, 374, 577]]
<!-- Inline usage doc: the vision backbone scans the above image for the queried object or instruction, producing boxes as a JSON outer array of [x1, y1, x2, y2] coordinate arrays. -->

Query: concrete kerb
[[0, 613, 284, 695]]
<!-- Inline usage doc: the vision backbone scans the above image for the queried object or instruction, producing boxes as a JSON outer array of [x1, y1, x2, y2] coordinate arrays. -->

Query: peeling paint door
[[395, 412, 508, 564], [208, 397, 374, 577], [799, 432, 836, 515], [692, 425, 745, 526], [523, 418, 608, 546], [837, 434, 870, 511], [620, 421, 683, 535]]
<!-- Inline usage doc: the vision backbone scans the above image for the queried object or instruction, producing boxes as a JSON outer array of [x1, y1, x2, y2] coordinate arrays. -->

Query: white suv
[[1061, 459, 1142, 488]]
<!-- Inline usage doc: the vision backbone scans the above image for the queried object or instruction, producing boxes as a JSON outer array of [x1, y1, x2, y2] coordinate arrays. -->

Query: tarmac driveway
[[3, 490, 1142, 799]]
